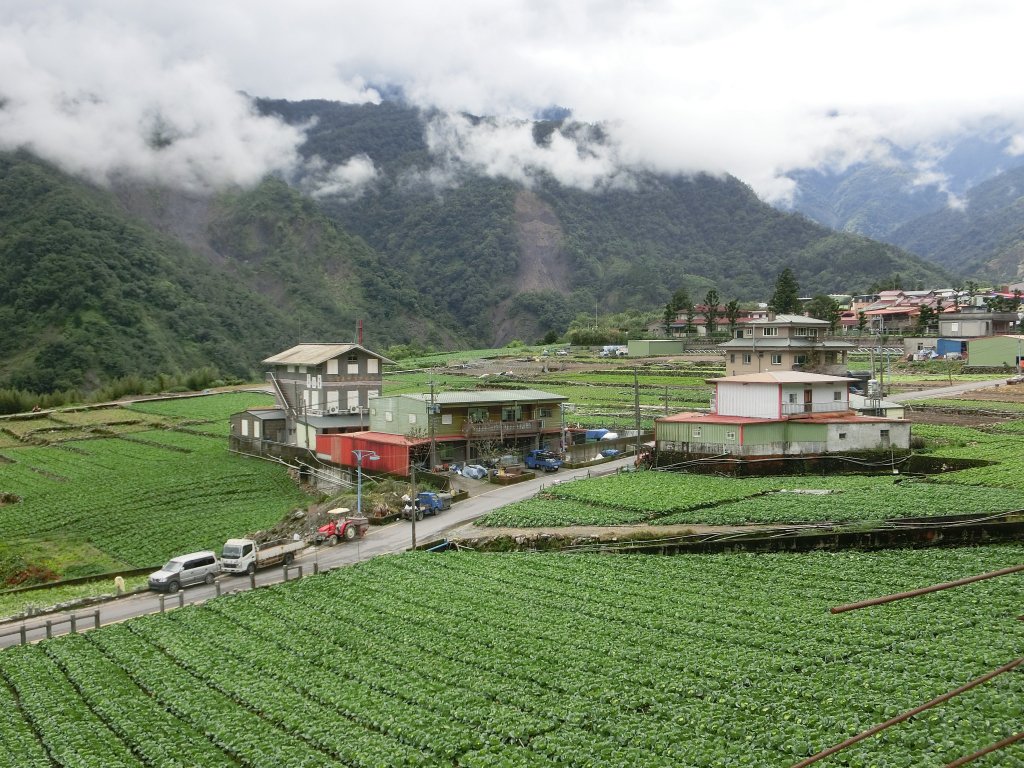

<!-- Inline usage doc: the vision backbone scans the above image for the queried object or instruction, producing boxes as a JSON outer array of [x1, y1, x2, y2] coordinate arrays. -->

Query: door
[[803, 389, 813, 413]]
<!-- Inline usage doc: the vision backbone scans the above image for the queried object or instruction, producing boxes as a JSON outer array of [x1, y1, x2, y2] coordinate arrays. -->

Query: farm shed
[[967, 335, 1024, 368], [316, 432, 427, 477], [627, 339, 686, 356]]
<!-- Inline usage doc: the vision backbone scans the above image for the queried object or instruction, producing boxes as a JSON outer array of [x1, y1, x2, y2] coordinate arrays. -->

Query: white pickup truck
[[221, 537, 305, 575]]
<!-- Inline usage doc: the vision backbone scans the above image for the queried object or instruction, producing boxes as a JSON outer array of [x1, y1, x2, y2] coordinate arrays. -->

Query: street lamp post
[[351, 449, 380, 517]]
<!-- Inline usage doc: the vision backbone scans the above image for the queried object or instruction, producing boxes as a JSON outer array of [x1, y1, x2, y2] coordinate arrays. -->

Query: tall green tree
[[664, 288, 696, 335], [768, 268, 802, 314], [703, 289, 720, 335], [805, 295, 841, 334], [724, 299, 741, 336], [857, 310, 868, 334]]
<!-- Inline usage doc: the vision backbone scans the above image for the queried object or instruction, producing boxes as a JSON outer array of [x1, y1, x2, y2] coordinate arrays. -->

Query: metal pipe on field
[[789, 657, 1024, 768], [943, 732, 1024, 768], [830, 563, 1024, 614]]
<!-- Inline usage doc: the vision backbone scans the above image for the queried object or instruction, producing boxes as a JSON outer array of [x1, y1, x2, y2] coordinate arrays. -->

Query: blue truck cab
[[524, 449, 563, 472]]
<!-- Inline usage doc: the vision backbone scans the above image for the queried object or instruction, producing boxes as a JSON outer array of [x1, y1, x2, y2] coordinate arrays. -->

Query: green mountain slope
[[889, 165, 1024, 281], [0, 153, 450, 393], [276, 100, 950, 341]]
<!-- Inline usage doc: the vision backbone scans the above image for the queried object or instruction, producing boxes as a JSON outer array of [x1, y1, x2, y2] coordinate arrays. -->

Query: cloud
[[3, 1, 1024, 202], [303, 154, 379, 199], [422, 113, 636, 191]]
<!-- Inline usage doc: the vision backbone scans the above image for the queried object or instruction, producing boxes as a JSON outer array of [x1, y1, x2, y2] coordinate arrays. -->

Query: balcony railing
[[464, 419, 542, 438], [781, 402, 848, 416]]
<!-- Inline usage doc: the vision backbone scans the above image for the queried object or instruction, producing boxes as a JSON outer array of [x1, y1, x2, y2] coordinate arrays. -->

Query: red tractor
[[315, 508, 369, 545]]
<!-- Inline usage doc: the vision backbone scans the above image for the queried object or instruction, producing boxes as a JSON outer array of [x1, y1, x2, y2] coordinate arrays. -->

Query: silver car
[[148, 551, 220, 593]]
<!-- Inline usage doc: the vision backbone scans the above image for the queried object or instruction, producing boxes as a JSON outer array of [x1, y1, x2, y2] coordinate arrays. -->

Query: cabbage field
[[1, 548, 1021, 767], [477, 470, 1024, 528], [0, 393, 312, 570]]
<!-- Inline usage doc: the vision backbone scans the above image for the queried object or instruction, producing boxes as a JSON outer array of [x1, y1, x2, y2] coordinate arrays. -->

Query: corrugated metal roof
[[262, 343, 396, 366], [658, 410, 898, 425], [718, 338, 856, 350], [711, 372, 855, 384], [753, 314, 829, 325], [403, 389, 567, 405]]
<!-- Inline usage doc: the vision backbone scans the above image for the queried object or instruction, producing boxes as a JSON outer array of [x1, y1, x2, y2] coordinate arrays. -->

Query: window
[[794, 328, 818, 337], [793, 355, 807, 365], [367, 358, 378, 374], [370, 408, 377, 416], [241, 420, 249, 437], [833, 391, 842, 401], [664, 441, 676, 451], [762, 327, 778, 336], [880, 429, 890, 438], [725, 431, 736, 440], [692, 427, 702, 438], [468, 407, 488, 423], [788, 393, 798, 403], [730, 353, 736, 363], [838, 432, 847, 440], [771, 354, 782, 365], [735, 330, 744, 338], [441, 414, 453, 425], [742, 354, 752, 364], [536, 407, 553, 418], [327, 359, 339, 375], [502, 405, 523, 422]]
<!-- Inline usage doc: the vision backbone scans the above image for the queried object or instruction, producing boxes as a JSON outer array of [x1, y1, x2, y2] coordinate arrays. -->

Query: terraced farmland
[[0, 393, 312, 571], [1, 548, 1021, 766]]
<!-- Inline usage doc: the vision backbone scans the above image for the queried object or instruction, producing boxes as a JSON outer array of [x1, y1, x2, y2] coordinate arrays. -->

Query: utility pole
[[409, 463, 417, 550], [428, 380, 438, 471], [634, 367, 641, 457]]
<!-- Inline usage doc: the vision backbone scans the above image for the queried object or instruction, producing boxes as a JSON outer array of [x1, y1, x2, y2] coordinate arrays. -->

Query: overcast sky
[[2, 0, 1023, 201]]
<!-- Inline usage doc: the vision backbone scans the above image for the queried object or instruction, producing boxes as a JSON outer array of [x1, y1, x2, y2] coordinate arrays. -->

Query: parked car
[[148, 551, 220, 593]]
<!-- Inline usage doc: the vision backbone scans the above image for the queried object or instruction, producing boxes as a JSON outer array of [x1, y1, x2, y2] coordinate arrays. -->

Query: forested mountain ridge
[[887, 164, 1024, 282], [786, 133, 1024, 281], [265, 99, 951, 343], [1, 99, 955, 394], [0, 152, 453, 392]]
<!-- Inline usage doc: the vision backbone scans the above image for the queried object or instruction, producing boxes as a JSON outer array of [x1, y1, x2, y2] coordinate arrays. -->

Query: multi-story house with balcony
[[718, 314, 856, 376], [315, 389, 568, 476], [654, 371, 910, 457], [230, 342, 393, 452]]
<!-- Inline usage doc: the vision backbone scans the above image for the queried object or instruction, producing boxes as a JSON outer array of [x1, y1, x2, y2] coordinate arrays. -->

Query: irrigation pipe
[[944, 732, 1024, 768], [789, 657, 1024, 768], [830, 564, 1024, 614]]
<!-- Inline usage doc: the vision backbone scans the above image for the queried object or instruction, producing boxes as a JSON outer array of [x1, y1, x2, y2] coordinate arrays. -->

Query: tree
[[768, 268, 801, 314], [703, 289, 720, 335], [805, 295, 841, 335], [724, 299, 741, 336], [857, 310, 868, 334], [915, 305, 937, 335], [664, 288, 696, 336]]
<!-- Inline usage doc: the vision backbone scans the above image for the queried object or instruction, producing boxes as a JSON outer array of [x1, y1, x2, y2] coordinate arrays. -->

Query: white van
[[148, 551, 220, 593]]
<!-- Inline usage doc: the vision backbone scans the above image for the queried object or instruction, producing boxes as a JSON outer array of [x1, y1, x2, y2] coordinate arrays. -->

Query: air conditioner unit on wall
[[348, 406, 362, 414], [327, 406, 340, 414]]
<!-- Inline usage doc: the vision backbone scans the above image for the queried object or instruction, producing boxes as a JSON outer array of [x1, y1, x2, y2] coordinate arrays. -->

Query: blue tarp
[[585, 428, 609, 441]]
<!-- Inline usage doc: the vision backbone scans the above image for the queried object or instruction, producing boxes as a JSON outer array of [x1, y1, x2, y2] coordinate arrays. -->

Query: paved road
[[887, 376, 1013, 402], [0, 456, 636, 648]]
